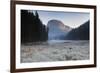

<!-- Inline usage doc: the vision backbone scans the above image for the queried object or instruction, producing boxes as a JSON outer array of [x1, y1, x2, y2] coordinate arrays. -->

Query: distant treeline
[[21, 10, 48, 43]]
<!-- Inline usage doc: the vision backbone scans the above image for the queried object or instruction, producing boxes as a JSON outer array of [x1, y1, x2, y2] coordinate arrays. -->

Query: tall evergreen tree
[[21, 10, 48, 43]]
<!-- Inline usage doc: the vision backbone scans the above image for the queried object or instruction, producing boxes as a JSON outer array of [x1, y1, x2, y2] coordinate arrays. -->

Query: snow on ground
[[21, 40, 89, 63]]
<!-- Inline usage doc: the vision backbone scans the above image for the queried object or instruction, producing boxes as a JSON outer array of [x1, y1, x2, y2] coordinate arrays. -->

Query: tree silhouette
[[21, 10, 48, 43]]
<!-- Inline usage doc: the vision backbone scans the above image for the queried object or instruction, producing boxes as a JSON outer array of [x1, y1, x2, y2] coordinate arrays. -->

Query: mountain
[[47, 20, 72, 40], [66, 20, 90, 40]]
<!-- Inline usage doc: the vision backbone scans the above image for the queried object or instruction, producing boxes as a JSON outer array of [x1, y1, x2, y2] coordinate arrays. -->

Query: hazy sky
[[32, 10, 90, 28]]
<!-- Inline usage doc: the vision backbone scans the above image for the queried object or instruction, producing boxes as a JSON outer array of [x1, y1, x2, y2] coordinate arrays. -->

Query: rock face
[[47, 20, 71, 40], [66, 20, 89, 40]]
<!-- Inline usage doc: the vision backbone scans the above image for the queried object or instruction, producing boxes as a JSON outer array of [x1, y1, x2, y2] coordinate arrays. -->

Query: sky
[[32, 10, 90, 28]]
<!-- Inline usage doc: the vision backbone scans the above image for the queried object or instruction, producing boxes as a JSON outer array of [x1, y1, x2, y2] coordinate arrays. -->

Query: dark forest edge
[[21, 10, 48, 43]]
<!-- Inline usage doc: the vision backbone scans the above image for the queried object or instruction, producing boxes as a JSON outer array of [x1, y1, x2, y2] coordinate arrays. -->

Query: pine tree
[[21, 10, 48, 43]]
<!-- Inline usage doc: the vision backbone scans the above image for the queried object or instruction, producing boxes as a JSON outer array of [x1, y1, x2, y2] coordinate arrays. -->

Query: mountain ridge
[[65, 20, 90, 40]]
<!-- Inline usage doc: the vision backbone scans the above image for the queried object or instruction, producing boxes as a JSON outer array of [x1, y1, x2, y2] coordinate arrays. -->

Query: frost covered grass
[[21, 41, 89, 63]]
